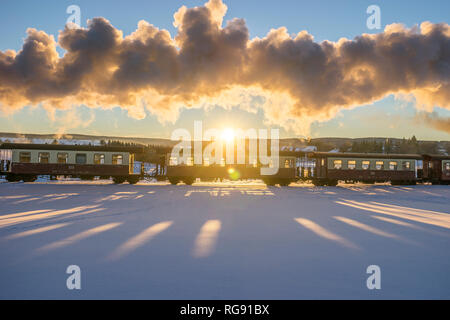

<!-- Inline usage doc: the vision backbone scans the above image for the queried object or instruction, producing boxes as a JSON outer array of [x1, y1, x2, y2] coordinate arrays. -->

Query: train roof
[[0, 143, 144, 153], [309, 152, 423, 159]]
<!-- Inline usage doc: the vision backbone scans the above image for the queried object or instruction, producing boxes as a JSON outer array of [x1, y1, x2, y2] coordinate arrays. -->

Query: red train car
[[422, 154, 450, 185], [308, 152, 422, 186]]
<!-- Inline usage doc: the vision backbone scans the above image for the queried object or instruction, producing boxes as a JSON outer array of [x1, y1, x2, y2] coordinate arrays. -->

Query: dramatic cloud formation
[[0, 0, 449, 134]]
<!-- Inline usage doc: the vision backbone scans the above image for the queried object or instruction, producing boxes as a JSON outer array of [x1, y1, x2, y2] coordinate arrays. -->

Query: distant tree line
[[352, 136, 439, 154], [351, 140, 383, 153], [308, 140, 336, 152], [103, 140, 171, 163], [309, 136, 443, 154]]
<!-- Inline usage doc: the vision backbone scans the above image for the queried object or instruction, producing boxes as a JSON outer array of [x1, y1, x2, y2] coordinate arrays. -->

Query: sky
[[0, 0, 449, 140]]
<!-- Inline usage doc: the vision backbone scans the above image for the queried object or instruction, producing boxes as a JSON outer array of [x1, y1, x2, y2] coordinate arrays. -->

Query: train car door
[[0, 149, 12, 173]]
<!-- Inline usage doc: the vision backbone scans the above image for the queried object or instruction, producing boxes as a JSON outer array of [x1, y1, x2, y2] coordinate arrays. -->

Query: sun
[[221, 128, 235, 142]]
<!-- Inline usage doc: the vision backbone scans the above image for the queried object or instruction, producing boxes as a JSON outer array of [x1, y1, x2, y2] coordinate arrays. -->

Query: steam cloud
[[416, 112, 450, 134], [0, 0, 449, 134]]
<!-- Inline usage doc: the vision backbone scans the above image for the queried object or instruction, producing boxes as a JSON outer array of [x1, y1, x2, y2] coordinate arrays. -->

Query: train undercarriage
[[2, 173, 141, 184]]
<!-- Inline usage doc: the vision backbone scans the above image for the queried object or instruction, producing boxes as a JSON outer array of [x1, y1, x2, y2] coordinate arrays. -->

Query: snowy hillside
[[0, 136, 101, 146]]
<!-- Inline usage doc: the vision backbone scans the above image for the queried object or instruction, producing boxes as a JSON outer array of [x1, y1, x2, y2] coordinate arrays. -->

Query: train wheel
[[262, 178, 275, 186], [127, 176, 140, 184], [113, 176, 126, 184], [168, 177, 180, 185], [183, 177, 195, 185], [6, 174, 21, 182], [79, 175, 94, 181], [312, 179, 325, 186], [326, 179, 338, 186], [22, 175, 37, 182]]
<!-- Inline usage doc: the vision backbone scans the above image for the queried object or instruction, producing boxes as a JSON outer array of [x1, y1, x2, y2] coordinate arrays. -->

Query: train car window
[[375, 161, 384, 170], [19, 152, 31, 163], [76, 153, 87, 164], [417, 160, 423, 170], [348, 160, 356, 170], [187, 157, 194, 166], [57, 153, 68, 164], [94, 154, 105, 164], [303, 168, 309, 178], [402, 161, 411, 170], [285, 159, 291, 168], [112, 154, 123, 165], [333, 160, 342, 169], [38, 152, 50, 164], [389, 161, 398, 170], [169, 156, 178, 166], [362, 161, 370, 170]]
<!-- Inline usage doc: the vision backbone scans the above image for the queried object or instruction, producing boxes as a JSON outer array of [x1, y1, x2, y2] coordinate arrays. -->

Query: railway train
[[1, 143, 449, 186], [301, 152, 450, 186], [166, 154, 297, 186], [0, 143, 143, 184], [165, 151, 450, 186]]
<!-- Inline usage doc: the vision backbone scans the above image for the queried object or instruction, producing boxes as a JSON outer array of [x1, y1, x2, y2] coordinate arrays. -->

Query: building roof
[[0, 143, 144, 153]]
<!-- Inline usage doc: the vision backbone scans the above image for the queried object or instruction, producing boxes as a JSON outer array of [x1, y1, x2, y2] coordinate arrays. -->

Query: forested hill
[[0, 132, 449, 155]]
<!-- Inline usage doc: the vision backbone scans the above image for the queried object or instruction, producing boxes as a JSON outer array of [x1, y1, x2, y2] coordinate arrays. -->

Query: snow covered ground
[[0, 180, 449, 299]]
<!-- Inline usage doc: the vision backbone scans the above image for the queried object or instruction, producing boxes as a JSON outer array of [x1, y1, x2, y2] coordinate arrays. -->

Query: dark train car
[[166, 154, 297, 186], [422, 154, 450, 184], [0, 143, 143, 184], [308, 152, 422, 186]]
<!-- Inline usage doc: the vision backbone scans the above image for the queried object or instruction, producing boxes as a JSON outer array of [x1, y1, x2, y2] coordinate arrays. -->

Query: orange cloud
[[0, 0, 449, 134], [415, 112, 450, 134]]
